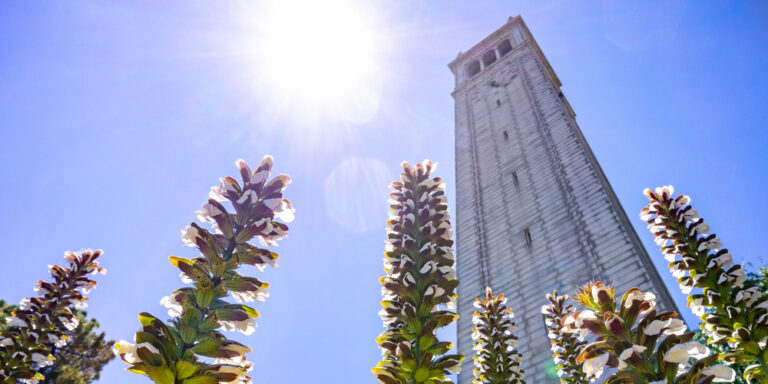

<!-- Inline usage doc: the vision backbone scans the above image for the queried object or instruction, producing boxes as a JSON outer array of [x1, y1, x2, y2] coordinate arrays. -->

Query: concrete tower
[[449, 16, 678, 383]]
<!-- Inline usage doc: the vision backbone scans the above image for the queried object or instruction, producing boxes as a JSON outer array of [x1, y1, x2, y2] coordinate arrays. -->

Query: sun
[[256, 0, 383, 122]]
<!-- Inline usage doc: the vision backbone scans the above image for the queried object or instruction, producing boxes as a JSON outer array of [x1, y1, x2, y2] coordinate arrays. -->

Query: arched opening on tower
[[467, 60, 481, 78], [497, 39, 513, 57], [482, 50, 497, 67]]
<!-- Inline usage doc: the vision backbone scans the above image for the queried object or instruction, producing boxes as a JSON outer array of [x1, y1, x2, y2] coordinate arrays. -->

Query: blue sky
[[1, 1, 767, 383]]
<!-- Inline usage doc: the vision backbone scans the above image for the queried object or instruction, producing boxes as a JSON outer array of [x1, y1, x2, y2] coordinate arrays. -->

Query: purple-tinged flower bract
[[373, 160, 463, 384]]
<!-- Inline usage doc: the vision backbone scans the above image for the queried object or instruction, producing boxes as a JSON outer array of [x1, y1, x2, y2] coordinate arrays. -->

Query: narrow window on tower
[[496, 99, 501, 107], [467, 60, 481, 78], [511, 171, 518, 186], [502, 130, 509, 141], [524, 227, 532, 245]]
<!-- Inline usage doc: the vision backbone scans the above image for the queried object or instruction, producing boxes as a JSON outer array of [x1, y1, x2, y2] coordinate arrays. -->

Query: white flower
[[624, 290, 656, 313], [618, 345, 646, 370], [644, 318, 687, 336], [663, 341, 709, 363], [63, 251, 78, 264], [679, 281, 693, 295], [707, 253, 732, 269], [237, 189, 258, 205], [219, 318, 257, 335], [181, 225, 199, 247], [682, 208, 699, 223], [33, 283, 49, 296], [160, 294, 183, 317], [58, 315, 80, 331], [5, 317, 27, 328], [664, 319, 687, 335], [273, 199, 295, 223], [19, 298, 33, 311], [30, 353, 54, 368], [691, 221, 709, 236], [655, 185, 674, 198], [582, 352, 609, 379], [231, 289, 269, 303], [196, 203, 222, 224], [669, 263, 686, 279], [0, 337, 13, 347], [698, 238, 722, 252], [48, 333, 68, 348], [591, 285, 611, 304], [701, 364, 736, 382], [688, 298, 706, 317], [113, 340, 141, 363]]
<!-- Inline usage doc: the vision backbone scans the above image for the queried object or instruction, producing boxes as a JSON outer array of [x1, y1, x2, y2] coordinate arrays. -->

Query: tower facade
[[449, 16, 678, 383]]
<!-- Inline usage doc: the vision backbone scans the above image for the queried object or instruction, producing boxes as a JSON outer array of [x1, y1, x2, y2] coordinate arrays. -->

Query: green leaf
[[742, 340, 760, 355], [147, 365, 175, 384], [179, 325, 198, 345], [139, 312, 159, 327], [175, 360, 198, 379], [414, 366, 430, 382], [182, 307, 203, 327], [195, 289, 213, 308], [190, 339, 221, 356]]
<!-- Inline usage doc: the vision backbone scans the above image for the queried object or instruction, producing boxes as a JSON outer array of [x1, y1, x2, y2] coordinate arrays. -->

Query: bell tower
[[449, 16, 678, 383]]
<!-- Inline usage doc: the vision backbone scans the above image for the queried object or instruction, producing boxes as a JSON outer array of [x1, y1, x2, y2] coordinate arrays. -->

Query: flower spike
[[117, 157, 293, 384], [542, 290, 588, 384], [641, 186, 767, 381], [373, 160, 463, 384], [472, 287, 525, 384]]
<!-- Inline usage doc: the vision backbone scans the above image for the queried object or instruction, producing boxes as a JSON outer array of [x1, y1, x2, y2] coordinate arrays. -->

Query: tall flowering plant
[[115, 157, 294, 384], [542, 290, 587, 384], [471, 287, 525, 384], [0, 249, 106, 383], [562, 282, 734, 383], [373, 160, 463, 384], [641, 186, 768, 381]]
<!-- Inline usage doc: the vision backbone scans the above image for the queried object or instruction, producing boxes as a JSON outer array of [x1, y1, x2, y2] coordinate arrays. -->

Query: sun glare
[[257, 0, 382, 122]]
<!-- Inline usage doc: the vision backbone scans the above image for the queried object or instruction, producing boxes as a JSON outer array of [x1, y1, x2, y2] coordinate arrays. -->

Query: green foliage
[[0, 250, 106, 383], [542, 291, 588, 384], [641, 186, 768, 382], [115, 157, 294, 384], [373, 160, 463, 384], [40, 312, 115, 384], [1, 303, 114, 383], [472, 288, 525, 384]]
